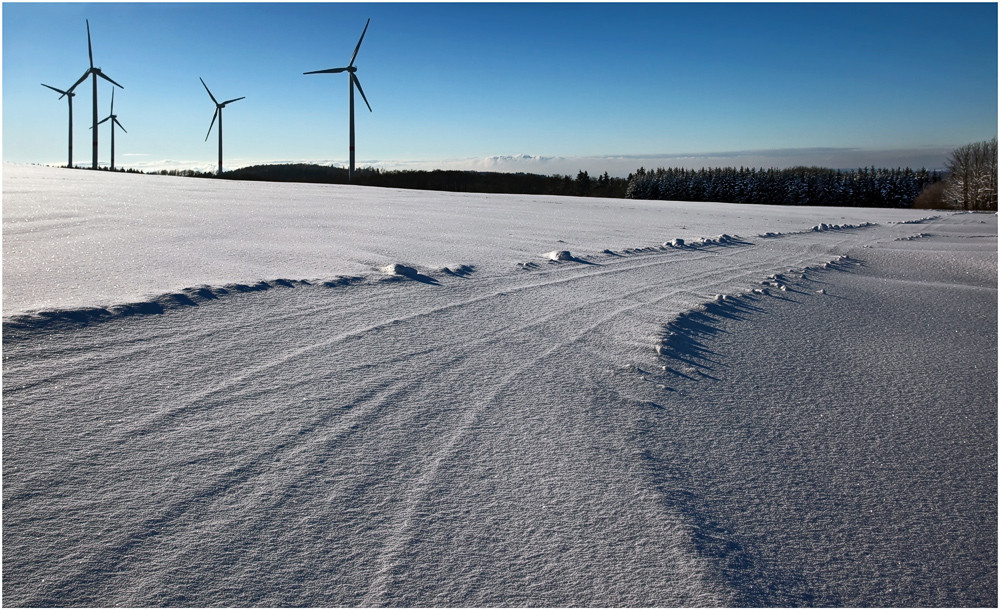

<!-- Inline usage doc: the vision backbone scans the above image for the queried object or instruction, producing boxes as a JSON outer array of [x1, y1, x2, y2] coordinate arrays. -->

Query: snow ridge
[[439, 264, 477, 277], [809, 221, 876, 232], [892, 215, 941, 225], [2, 277, 362, 335], [526, 233, 750, 269], [758, 222, 877, 239], [4, 261, 483, 334], [653, 256, 859, 375], [665, 234, 746, 249]]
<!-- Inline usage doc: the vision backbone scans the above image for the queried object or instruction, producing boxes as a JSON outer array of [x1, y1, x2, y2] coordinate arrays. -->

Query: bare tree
[[974, 138, 998, 209], [944, 138, 998, 210]]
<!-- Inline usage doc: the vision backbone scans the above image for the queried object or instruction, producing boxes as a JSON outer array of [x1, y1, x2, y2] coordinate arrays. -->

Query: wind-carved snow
[[438, 264, 476, 277], [653, 256, 859, 374], [2, 164, 996, 607], [892, 215, 941, 224], [758, 221, 876, 239], [810, 221, 876, 232], [895, 232, 931, 241], [544, 249, 575, 261]]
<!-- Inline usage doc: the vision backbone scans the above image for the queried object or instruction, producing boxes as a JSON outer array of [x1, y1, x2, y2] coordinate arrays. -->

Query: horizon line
[[14, 144, 966, 176]]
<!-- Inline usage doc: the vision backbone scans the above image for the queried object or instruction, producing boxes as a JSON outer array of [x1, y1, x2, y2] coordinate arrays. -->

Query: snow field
[[3, 165, 996, 606]]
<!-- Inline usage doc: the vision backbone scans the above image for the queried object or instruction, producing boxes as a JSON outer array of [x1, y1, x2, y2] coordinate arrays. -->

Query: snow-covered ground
[[3, 164, 997, 606]]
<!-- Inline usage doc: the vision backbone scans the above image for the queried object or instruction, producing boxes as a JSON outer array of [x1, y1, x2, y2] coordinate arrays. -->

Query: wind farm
[[42, 18, 375, 178]]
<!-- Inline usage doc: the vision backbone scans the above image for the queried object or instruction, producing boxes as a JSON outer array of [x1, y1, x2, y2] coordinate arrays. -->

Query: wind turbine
[[69, 19, 124, 170], [304, 18, 372, 182], [92, 88, 126, 170], [41, 82, 79, 168], [200, 77, 245, 176]]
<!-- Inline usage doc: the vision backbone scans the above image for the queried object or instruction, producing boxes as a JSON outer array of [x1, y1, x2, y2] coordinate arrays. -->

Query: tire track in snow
[[343, 237, 882, 604], [352, 277, 717, 604], [136, 240, 825, 454], [358, 342, 565, 606], [32, 245, 744, 438], [4, 222, 919, 606], [5, 245, 763, 605]]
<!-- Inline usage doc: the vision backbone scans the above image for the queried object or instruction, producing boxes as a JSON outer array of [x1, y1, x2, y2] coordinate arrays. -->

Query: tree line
[[624, 139, 997, 210], [152, 164, 630, 198], [624, 165, 944, 208]]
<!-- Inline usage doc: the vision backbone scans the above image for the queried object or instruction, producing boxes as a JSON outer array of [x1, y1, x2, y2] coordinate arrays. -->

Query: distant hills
[[152, 163, 630, 198]]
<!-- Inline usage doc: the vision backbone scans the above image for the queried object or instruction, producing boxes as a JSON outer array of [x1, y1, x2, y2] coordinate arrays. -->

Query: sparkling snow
[[3, 164, 996, 606]]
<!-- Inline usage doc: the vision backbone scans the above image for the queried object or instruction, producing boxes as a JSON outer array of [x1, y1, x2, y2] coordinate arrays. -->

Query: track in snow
[[3, 216, 994, 606]]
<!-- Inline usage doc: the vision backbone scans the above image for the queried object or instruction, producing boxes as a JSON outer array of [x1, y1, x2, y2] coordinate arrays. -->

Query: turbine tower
[[200, 77, 245, 176], [92, 88, 126, 170], [69, 19, 123, 170], [304, 18, 372, 182], [41, 82, 79, 168]]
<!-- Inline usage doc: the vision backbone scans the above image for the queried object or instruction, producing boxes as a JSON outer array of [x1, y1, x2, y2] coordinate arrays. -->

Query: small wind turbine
[[92, 88, 126, 170], [200, 77, 245, 176], [304, 18, 372, 182], [41, 82, 79, 168], [69, 19, 124, 170]]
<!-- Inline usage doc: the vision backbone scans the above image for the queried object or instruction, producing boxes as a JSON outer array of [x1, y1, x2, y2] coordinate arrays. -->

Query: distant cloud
[[119, 158, 219, 174], [82, 146, 955, 177], [368, 146, 955, 177]]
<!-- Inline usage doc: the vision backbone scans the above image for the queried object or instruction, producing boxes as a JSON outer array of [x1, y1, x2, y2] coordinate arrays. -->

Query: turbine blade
[[304, 67, 348, 74], [349, 18, 370, 67], [110, 88, 115, 113], [114, 117, 127, 133], [42, 83, 69, 96], [86, 19, 94, 69], [97, 116, 111, 126], [205, 108, 218, 142], [200, 77, 219, 105], [70, 71, 89, 93], [353, 74, 372, 112], [98, 72, 124, 89], [222, 96, 245, 106]]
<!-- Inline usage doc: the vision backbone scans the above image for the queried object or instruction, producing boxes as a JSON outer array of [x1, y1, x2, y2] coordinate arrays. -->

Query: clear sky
[[3, 1, 997, 176]]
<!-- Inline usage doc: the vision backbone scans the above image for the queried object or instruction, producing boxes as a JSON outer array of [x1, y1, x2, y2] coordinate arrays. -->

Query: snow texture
[[3, 164, 997, 607]]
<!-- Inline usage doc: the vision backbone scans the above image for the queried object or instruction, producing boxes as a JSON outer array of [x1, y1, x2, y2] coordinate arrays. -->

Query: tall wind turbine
[[304, 18, 372, 182], [69, 19, 124, 170], [41, 82, 79, 168], [92, 88, 126, 170], [200, 77, 245, 176]]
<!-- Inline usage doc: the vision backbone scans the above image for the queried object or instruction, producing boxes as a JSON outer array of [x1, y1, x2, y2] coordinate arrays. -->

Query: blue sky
[[3, 2, 997, 175]]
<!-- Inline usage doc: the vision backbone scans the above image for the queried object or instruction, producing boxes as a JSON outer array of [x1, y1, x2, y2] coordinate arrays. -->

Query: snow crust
[[3, 163, 996, 606]]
